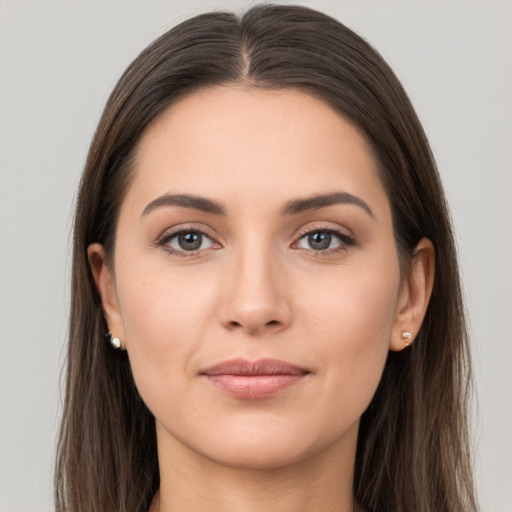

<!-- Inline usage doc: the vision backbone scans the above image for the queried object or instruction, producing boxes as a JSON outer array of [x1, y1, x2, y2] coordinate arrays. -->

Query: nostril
[[226, 318, 280, 332]]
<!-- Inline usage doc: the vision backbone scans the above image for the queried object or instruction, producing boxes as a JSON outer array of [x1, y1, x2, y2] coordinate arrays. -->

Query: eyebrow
[[141, 193, 226, 217], [281, 191, 375, 219], [141, 191, 374, 219]]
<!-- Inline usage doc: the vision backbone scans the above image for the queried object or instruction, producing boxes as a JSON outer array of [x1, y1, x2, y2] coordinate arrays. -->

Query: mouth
[[200, 358, 311, 399]]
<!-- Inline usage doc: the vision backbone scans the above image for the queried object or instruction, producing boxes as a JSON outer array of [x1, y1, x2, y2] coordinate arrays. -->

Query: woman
[[55, 4, 478, 511]]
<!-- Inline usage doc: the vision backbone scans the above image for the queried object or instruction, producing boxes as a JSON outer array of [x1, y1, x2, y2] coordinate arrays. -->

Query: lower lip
[[205, 374, 307, 399]]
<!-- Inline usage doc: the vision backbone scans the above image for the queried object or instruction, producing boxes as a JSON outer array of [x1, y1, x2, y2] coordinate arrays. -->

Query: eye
[[296, 229, 355, 251], [159, 229, 215, 254]]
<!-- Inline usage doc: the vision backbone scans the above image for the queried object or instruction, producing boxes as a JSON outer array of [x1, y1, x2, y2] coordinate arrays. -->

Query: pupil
[[309, 232, 331, 250], [178, 232, 202, 251]]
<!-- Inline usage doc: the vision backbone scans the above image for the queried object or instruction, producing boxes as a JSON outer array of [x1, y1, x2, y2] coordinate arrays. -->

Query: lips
[[200, 358, 311, 399]]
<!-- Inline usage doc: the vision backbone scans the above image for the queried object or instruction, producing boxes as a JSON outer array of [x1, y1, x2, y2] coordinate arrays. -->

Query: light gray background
[[1, 1, 511, 511]]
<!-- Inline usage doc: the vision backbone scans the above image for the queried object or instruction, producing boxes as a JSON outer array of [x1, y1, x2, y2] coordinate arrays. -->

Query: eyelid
[[168, 231, 213, 251], [291, 223, 357, 252], [155, 224, 222, 256], [293, 221, 355, 240]]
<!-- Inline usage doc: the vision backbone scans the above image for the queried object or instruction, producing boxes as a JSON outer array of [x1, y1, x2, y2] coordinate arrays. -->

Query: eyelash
[[156, 225, 356, 257], [157, 227, 216, 257], [293, 226, 356, 257]]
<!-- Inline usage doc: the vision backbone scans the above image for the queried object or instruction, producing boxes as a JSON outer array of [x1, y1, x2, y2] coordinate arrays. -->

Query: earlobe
[[389, 238, 435, 352], [87, 243, 125, 344]]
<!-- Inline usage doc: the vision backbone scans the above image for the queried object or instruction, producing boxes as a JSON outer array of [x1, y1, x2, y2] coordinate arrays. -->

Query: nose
[[218, 244, 292, 335]]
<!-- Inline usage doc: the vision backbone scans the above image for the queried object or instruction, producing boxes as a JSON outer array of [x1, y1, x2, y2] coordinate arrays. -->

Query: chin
[[189, 421, 353, 472], [206, 441, 313, 471]]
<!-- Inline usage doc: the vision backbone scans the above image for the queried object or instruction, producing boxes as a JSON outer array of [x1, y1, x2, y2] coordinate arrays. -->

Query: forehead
[[125, 86, 388, 217]]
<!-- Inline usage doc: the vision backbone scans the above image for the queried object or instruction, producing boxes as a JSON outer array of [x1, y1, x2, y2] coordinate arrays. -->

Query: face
[[93, 87, 419, 470]]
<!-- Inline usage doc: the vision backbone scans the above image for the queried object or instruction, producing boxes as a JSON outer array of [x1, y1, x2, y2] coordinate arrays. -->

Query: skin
[[89, 87, 434, 512]]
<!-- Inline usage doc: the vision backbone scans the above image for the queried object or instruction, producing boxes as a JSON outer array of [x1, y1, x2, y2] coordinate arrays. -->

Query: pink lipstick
[[201, 358, 310, 399]]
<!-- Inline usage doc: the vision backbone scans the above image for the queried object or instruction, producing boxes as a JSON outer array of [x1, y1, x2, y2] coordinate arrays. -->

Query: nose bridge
[[219, 234, 290, 333]]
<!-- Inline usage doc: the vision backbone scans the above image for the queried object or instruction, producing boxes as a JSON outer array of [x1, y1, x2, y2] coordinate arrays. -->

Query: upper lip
[[200, 358, 310, 376]]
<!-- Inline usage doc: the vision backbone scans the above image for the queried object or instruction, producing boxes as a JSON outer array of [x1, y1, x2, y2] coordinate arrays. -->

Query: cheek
[[300, 249, 400, 338], [295, 253, 400, 415], [114, 257, 219, 411]]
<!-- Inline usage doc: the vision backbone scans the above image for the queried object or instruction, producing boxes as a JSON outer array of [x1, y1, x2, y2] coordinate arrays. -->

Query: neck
[[150, 421, 360, 512]]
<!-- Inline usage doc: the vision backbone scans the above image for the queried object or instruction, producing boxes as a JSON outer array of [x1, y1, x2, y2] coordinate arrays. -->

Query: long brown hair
[[55, 4, 478, 511]]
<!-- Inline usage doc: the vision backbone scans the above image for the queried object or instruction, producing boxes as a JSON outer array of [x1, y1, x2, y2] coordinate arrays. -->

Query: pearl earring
[[401, 331, 412, 346], [105, 332, 122, 350]]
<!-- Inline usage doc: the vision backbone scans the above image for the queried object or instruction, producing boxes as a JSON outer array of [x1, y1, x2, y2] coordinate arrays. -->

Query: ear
[[87, 243, 125, 345], [390, 238, 435, 351]]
